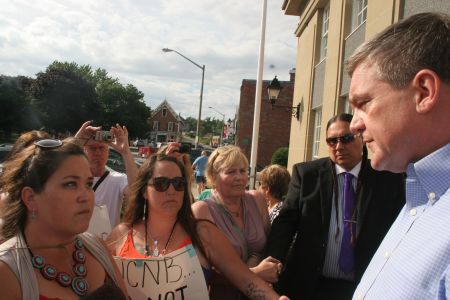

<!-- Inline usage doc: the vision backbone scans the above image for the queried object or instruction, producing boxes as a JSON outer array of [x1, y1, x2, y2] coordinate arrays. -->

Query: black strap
[[93, 171, 110, 191]]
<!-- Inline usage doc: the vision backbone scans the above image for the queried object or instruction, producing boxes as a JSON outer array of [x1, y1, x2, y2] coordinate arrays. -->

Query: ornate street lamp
[[267, 76, 301, 120]]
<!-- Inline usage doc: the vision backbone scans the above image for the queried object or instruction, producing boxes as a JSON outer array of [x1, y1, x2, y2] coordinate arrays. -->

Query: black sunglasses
[[326, 134, 359, 147], [34, 139, 63, 148], [148, 177, 186, 192]]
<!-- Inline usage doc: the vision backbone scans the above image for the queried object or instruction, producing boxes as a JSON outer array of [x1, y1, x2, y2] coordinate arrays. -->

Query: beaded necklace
[[30, 237, 88, 297], [144, 219, 177, 257]]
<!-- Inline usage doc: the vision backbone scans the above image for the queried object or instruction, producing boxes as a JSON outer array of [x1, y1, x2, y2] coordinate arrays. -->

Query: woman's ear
[[21, 187, 37, 212]]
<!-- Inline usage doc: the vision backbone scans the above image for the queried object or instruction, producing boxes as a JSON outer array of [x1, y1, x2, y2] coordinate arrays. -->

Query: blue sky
[[0, 0, 298, 121]]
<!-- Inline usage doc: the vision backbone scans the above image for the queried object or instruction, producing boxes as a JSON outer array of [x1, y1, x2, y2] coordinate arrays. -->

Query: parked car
[[106, 147, 142, 173]]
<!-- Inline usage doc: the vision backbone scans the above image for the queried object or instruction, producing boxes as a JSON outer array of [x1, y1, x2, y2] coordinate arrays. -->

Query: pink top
[[205, 191, 266, 261]]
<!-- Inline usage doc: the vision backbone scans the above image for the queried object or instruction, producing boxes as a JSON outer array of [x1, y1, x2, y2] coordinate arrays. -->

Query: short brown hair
[[347, 12, 450, 87], [259, 165, 291, 200]]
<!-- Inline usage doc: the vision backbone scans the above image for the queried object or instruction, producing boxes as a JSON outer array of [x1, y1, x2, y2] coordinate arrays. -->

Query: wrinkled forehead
[[85, 139, 108, 151]]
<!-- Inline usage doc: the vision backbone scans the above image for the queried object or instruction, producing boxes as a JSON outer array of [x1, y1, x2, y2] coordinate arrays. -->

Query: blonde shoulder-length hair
[[205, 145, 249, 188]]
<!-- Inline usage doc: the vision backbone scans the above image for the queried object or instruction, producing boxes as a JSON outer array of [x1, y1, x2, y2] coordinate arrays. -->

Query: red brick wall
[[236, 79, 294, 169], [149, 108, 179, 132]]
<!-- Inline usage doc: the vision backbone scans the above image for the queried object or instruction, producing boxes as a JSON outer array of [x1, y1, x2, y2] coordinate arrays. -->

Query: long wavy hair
[[123, 154, 205, 256]]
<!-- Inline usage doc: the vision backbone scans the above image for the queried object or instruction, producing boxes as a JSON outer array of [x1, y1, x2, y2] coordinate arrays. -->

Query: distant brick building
[[148, 100, 184, 143], [236, 69, 295, 169]]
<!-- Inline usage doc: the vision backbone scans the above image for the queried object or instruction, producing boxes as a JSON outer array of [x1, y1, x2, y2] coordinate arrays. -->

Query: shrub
[[271, 147, 289, 167]]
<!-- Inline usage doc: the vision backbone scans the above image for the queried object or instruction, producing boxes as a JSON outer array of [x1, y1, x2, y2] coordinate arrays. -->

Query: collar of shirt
[[406, 142, 450, 207], [334, 160, 362, 178]]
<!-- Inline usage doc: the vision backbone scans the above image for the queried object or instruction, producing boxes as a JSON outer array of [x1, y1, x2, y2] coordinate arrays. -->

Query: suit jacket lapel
[[319, 162, 333, 235]]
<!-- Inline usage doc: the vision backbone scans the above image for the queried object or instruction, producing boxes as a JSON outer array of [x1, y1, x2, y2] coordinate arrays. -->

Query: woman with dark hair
[[107, 154, 288, 300], [0, 139, 128, 299]]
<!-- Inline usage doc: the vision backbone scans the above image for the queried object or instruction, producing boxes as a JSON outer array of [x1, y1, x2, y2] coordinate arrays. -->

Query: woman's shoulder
[[191, 200, 212, 220], [0, 260, 21, 299], [106, 223, 132, 255]]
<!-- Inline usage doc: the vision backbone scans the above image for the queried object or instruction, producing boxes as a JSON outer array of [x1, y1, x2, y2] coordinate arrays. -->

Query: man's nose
[[350, 113, 365, 134]]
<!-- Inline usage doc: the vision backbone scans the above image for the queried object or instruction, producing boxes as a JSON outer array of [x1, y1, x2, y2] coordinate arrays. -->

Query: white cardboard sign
[[114, 244, 209, 300], [87, 205, 112, 240]]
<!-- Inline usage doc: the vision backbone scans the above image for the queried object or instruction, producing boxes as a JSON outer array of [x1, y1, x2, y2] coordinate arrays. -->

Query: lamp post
[[268, 76, 302, 120], [162, 48, 205, 149], [208, 106, 225, 146]]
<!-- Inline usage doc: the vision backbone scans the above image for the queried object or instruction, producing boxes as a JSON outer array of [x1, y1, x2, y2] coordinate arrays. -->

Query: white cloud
[[0, 0, 298, 121]]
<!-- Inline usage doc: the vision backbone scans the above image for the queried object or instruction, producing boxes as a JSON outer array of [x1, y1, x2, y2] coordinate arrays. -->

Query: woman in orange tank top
[[107, 154, 289, 300]]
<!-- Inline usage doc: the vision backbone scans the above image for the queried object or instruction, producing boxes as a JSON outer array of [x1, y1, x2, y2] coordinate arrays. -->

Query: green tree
[[93, 69, 151, 137], [0, 76, 38, 139], [271, 147, 289, 167], [28, 61, 100, 133]]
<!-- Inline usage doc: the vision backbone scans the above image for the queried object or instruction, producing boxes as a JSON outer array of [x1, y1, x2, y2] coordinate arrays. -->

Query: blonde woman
[[192, 145, 282, 299]]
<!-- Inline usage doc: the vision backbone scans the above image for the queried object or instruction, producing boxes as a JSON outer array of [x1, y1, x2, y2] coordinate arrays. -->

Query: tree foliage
[[0, 61, 151, 139], [271, 147, 289, 167], [0, 76, 37, 138]]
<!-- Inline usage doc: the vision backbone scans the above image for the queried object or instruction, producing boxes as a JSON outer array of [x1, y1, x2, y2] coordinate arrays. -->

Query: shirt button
[[410, 208, 417, 216], [429, 192, 436, 201], [384, 251, 390, 258], [357, 295, 364, 300]]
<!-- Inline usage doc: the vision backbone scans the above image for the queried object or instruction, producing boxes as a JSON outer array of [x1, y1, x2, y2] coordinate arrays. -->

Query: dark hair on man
[[326, 113, 353, 131], [347, 12, 450, 87]]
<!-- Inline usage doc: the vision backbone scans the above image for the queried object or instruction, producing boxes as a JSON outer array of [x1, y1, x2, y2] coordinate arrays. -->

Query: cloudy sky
[[0, 0, 298, 121]]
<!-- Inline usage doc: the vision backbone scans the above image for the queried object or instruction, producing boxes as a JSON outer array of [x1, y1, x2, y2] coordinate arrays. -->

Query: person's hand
[[279, 296, 290, 300], [109, 124, 130, 155], [74, 120, 101, 141], [164, 142, 185, 163], [251, 256, 282, 283]]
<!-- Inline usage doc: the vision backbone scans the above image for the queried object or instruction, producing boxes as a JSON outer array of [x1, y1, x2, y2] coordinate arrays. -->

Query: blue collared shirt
[[353, 142, 450, 299]]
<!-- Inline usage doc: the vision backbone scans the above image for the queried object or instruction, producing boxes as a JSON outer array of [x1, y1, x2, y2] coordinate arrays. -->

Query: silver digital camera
[[94, 130, 113, 142]]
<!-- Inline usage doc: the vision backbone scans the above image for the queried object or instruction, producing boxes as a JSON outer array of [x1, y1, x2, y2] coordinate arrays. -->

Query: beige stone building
[[283, 0, 450, 171]]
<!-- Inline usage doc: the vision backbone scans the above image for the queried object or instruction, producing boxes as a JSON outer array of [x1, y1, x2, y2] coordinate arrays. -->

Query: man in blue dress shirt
[[348, 12, 450, 299]]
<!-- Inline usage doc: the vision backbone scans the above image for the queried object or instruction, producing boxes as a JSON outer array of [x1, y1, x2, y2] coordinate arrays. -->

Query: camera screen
[[94, 131, 113, 142]]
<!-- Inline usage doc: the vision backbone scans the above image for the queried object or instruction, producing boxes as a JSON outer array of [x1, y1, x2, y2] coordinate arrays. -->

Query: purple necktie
[[339, 172, 356, 273]]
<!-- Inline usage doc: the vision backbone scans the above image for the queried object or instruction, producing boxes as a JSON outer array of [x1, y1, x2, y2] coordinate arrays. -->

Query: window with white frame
[[153, 121, 159, 131], [319, 3, 330, 60], [342, 96, 353, 114], [312, 108, 322, 159], [352, 0, 368, 30], [168, 122, 174, 132], [162, 108, 167, 117]]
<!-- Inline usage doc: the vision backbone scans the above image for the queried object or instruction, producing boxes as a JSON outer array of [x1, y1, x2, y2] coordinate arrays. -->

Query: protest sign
[[115, 243, 209, 300]]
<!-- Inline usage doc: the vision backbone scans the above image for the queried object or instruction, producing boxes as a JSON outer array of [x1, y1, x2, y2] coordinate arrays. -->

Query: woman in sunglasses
[[107, 154, 288, 300], [0, 139, 128, 299]]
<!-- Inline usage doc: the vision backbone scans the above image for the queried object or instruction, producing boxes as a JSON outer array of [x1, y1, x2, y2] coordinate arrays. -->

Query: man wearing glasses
[[265, 113, 405, 299], [75, 121, 138, 227]]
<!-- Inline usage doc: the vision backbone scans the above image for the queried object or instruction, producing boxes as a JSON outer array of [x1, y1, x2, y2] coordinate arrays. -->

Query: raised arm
[[110, 124, 138, 196]]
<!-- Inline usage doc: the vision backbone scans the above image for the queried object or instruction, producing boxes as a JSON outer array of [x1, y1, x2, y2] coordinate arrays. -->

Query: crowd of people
[[0, 11, 448, 300]]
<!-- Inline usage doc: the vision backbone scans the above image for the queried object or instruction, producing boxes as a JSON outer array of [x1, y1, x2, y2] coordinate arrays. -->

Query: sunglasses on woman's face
[[148, 177, 186, 192]]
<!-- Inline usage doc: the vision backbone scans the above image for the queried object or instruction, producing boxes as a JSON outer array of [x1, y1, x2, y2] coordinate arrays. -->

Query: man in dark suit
[[266, 113, 405, 300]]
